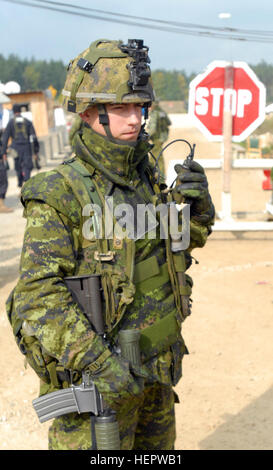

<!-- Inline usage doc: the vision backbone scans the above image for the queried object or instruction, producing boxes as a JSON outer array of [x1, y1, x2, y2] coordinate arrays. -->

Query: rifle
[[32, 274, 142, 450]]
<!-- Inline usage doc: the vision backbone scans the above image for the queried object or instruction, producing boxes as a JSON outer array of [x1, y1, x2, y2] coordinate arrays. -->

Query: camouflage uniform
[[147, 102, 171, 178], [6, 39, 215, 450]]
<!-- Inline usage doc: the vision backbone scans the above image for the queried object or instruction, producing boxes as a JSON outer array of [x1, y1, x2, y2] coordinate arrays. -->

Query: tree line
[[1, 54, 273, 104], [0, 54, 66, 96]]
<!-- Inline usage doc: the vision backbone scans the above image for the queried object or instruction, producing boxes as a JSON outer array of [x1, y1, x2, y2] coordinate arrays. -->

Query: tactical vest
[[6, 156, 192, 390], [56, 158, 192, 341], [13, 118, 28, 141]]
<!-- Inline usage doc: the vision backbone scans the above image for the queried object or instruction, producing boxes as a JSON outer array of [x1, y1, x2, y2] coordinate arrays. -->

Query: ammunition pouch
[[19, 334, 57, 385], [139, 311, 188, 386]]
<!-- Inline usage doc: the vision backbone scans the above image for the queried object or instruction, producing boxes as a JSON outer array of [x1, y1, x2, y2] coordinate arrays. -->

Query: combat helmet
[[62, 38, 155, 114]]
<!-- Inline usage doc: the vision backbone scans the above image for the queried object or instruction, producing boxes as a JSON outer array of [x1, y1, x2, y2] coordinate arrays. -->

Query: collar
[[72, 123, 152, 188]]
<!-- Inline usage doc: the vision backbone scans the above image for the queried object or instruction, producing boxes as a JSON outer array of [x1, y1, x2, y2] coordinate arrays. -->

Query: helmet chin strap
[[97, 104, 116, 143]]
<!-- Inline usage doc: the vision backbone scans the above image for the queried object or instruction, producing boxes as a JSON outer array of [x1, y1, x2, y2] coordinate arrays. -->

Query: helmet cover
[[62, 39, 155, 113]]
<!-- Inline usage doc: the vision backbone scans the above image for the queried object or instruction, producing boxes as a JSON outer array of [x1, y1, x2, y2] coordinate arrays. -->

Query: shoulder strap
[[56, 158, 112, 259], [56, 158, 98, 206], [56, 158, 104, 238]]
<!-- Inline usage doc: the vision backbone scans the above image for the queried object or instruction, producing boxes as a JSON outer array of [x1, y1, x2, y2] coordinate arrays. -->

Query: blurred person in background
[[2, 104, 40, 189], [0, 129, 13, 213]]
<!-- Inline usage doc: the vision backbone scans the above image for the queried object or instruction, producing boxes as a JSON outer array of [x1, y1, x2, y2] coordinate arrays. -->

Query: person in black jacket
[[2, 104, 40, 187], [0, 129, 13, 213]]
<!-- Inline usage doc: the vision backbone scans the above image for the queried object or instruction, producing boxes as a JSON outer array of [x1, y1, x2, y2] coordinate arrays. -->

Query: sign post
[[222, 63, 234, 219], [188, 61, 266, 220]]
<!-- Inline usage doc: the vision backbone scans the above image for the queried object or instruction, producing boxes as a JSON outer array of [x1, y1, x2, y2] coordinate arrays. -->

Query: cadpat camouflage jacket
[[8, 124, 212, 399]]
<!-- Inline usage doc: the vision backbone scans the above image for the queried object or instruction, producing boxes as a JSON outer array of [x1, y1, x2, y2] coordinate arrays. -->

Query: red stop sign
[[188, 61, 266, 142]]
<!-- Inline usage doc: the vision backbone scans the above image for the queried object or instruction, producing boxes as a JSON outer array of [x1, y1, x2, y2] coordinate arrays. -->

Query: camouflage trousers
[[48, 382, 176, 450]]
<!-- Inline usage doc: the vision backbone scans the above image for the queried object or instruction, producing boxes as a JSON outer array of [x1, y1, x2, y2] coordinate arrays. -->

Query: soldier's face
[[80, 103, 143, 141]]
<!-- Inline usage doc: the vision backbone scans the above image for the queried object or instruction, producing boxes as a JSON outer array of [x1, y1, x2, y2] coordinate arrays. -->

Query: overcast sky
[[1, 0, 273, 75]]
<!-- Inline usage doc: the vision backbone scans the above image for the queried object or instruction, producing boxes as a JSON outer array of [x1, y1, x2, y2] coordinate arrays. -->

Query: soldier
[[2, 104, 40, 188], [7, 39, 215, 450], [147, 100, 171, 178], [0, 129, 13, 213]]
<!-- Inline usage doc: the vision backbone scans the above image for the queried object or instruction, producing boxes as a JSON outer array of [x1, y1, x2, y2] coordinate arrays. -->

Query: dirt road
[[0, 124, 272, 450]]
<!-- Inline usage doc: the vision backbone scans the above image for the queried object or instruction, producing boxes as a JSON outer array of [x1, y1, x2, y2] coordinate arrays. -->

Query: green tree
[[22, 64, 40, 90], [151, 69, 189, 101], [251, 61, 273, 104], [0, 54, 66, 94], [0, 54, 26, 86]]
